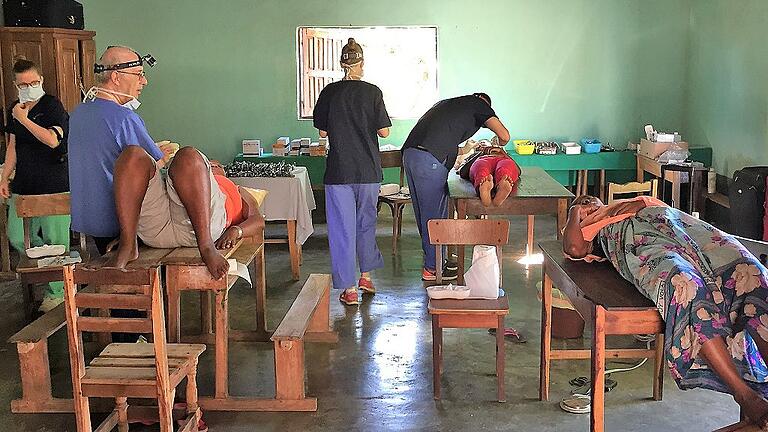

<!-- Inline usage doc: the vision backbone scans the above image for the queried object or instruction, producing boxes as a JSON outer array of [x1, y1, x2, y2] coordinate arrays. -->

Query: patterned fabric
[[599, 206, 768, 396]]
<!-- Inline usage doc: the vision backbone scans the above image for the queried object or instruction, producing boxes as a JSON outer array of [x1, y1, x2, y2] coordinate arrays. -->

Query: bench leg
[[166, 267, 181, 343], [557, 198, 568, 240], [526, 215, 535, 257], [305, 279, 338, 343], [274, 340, 305, 400], [201, 291, 213, 336], [432, 315, 442, 400], [251, 246, 269, 339], [496, 315, 505, 403], [214, 289, 229, 399], [591, 305, 606, 432], [653, 333, 665, 401], [14, 341, 53, 408], [539, 271, 553, 401], [391, 204, 399, 255], [288, 220, 300, 281]]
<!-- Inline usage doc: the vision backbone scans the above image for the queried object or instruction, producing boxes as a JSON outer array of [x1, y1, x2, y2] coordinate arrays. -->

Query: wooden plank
[[272, 274, 331, 341], [605, 309, 664, 335], [162, 241, 242, 266], [85, 247, 174, 270], [214, 289, 229, 399], [428, 219, 509, 246], [82, 366, 177, 385], [90, 357, 188, 368], [713, 421, 761, 432], [549, 348, 657, 360], [77, 317, 153, 334], [8, 302, 66, 343], [14, 192, 70, 217], [75, 293, 152, 311], [591, 305, 606, 432], [428, 294, 509, 314], [74, 266, 153, 286], [100, 343, 206, 359], [433, 314, 499, 328]]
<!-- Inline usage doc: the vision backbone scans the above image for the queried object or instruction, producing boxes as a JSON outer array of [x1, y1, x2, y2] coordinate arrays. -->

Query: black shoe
[[422, 267, 458, 281], [444, 260, 458, 271]]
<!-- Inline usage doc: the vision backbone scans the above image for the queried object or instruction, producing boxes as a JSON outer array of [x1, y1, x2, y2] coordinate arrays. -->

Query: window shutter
[[299, 28, 344, 118]]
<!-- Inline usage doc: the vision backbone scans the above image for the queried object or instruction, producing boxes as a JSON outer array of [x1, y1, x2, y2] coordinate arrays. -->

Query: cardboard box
[[242, 139, 262, 155], [639, 139, 688, 160]]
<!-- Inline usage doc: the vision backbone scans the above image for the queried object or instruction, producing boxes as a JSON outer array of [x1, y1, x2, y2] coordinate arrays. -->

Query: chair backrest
[[62, 264, 171, 409], [428, 219, 510, 284], [380, 150, 405, 187], [15, 192, 72, 251], [607, 179, 658, 204]]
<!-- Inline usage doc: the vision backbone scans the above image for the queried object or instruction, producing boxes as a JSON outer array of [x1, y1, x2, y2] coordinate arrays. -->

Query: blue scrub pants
[[325, 183, 384, 290], [402, 148, 449, 271]]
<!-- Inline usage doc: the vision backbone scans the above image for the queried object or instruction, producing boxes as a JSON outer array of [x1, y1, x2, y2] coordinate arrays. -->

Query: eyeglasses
[[15, 81, 42, 90], [115, 70, 146, 78]]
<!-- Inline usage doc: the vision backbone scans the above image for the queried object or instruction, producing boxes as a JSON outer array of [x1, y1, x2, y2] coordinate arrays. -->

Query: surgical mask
[[83, 86, 141, 110], [18, 85, 45, 103]]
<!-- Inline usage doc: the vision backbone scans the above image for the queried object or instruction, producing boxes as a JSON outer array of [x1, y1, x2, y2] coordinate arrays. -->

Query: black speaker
[[3, 0, 84, 30], [729, 166, 768, 240]]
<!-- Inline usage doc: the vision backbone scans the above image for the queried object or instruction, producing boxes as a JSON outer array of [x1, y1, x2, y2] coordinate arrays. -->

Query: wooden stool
[[427, 219, 511, 402]]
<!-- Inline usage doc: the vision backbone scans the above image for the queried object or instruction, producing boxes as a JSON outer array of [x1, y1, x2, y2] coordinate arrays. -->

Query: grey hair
[[94, 45, 139, 85]]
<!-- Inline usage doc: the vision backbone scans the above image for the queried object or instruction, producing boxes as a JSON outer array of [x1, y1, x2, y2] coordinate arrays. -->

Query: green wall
[[79, 0, 690, 163], [685, 1, 768, 176]]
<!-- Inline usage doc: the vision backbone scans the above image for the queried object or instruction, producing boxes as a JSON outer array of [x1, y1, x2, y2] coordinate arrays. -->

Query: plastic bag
[[657, 144, 690, 164], [464, 245, 500, 299]]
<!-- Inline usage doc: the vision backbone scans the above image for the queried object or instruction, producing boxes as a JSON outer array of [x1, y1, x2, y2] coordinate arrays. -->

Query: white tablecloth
[[230, 167, 316, 244]]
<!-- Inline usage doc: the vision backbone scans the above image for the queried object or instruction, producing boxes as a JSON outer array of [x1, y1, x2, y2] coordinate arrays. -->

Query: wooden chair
[[606, 179, 658, 204], [15, 192, 89, 318], [62, 264, 205, 431], [427, 219, 510, 402], [378, 150, 412, 254]]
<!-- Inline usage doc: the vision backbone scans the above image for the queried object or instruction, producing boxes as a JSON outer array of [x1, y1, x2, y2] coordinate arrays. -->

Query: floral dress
[[599, 206, 768, 396]]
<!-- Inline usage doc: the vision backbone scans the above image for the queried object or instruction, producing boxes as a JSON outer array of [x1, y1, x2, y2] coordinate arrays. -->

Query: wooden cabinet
[[0, 27, 96, 114]]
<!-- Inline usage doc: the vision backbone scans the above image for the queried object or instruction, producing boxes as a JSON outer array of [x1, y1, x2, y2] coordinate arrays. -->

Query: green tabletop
[[448, 167, 574, 200], [234, 147, 713, 188]]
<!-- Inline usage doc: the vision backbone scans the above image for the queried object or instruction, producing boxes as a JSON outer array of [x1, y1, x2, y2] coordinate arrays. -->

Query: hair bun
[[348, 38, 356, 44]]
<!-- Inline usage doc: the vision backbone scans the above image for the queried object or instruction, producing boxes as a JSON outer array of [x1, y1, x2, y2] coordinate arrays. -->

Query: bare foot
[[200, 246, 229, 280], [735, 390, 768, 428], [492, 178, 513, 207], [104, 238, 139, 269], [479, 179, 494, 207]]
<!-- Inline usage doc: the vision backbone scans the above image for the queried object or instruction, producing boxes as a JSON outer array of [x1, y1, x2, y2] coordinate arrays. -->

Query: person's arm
[[0, 134, 17, 198], [12, 103, 62, 148], [375, 88, 392, 139], [563, 205, 593, 258], [215, 188, 266, 249], [484, 117, 511, 146], [377, 127, 390, 138]]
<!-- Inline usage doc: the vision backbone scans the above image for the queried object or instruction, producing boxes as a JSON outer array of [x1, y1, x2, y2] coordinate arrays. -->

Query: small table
[[448, 167, 574, 282], [231, 167, 315, 280], [636, 154, 708, 213]]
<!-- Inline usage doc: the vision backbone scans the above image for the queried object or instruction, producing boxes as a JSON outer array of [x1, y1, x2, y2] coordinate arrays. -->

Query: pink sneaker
[[358, 277, 376, 294], [339, 288, 359, 306]]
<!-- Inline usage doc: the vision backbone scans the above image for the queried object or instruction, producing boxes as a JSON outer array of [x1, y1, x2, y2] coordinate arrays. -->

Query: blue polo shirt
[[68, 98, 164, 238]]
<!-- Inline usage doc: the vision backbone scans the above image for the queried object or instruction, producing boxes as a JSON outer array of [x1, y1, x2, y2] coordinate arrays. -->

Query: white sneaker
[[26, 244, 66, 259], [38, 296, 64, 313]]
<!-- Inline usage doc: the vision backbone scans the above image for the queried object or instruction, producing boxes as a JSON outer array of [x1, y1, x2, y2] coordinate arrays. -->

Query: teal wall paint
[[685, 1, 768, 176], [80, 0, 690, 163]]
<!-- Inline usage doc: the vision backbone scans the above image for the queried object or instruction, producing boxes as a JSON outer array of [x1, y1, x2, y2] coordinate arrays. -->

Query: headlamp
[[94, 49, 157, 73]]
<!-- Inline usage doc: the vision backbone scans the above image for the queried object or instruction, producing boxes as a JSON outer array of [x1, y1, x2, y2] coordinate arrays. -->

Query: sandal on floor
[[560, 394, 591, 414], [488, 327, 527, 343]]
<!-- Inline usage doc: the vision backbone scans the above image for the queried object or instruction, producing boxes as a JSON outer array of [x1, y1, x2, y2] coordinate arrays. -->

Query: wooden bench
[[714, 421, 761, 432], [538, 240, 665, 432]]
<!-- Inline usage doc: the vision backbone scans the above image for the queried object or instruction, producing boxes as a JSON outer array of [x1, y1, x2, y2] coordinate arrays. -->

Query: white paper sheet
[[227, 259, 251, 286]]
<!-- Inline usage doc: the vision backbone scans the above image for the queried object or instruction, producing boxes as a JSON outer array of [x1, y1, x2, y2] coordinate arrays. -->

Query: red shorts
[[469, 156, 521, 189]]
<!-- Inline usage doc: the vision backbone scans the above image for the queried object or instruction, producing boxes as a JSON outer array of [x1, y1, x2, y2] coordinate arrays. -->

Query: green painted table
[[448, 167, 575, 284], [234, 147, 713, 189]]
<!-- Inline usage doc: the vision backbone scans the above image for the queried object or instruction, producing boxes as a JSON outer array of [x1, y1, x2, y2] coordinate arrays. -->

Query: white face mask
[[18, 85, 45, 103], [83, 86, 141, 110]]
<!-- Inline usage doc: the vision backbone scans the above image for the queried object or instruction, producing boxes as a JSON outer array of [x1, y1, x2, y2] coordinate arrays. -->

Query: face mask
[[18, 85, 45, 103], [83, 86, 141, 110]]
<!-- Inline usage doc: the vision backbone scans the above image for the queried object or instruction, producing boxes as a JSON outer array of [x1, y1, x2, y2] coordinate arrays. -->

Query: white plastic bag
[[464, 245, 500, 299]]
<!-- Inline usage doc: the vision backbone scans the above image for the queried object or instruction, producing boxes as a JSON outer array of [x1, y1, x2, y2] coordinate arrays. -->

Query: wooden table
[[636, 154, 708, 213], [538, 240, 665, 432], [163, 234, 269, 411], [448, 167, 574, 282]]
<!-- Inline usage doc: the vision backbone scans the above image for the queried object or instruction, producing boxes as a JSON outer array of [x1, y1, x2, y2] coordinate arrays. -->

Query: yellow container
[[514, 139, 535, 155]]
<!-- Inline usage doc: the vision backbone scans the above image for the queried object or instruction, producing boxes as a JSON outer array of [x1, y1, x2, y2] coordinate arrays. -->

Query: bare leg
[[492, 176, 513, 207], [700, 336, 768, 427], [106, 146, 153, 268], [748, 328, 768, 363], [167, 147, 228, 280], [478, 177, 494, 207]]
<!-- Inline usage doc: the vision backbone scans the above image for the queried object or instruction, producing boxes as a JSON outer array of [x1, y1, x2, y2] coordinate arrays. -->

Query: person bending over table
[[313, 38, 391, 306], [0, 59, 70, 312], [457, 139, 521, 207], [402, 93, 511, 281], [564, 195, 768, 427]]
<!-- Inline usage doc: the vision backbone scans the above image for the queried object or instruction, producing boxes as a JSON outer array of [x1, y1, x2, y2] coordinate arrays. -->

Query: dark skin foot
[[735, 391, 768, 429], [104, 238, 139, 269], [200, 245, 229, 280], [492, 177, 513, 207], [479, 179, 494, 207]]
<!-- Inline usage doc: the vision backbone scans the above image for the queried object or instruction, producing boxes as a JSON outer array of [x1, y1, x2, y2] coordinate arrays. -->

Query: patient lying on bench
[[457, 139, 520, 207], [107, 146, 265, 280], [563, 195, 768, 427]]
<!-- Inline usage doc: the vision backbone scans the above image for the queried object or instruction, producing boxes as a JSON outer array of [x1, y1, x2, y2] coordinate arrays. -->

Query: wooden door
[[54, 37, 81, 112], [0, 32, 47, 110], [79, 39, 96, 95]]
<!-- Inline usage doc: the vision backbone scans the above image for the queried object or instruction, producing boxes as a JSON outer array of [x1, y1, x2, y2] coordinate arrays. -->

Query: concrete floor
[[0, 210, 744, 431]]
